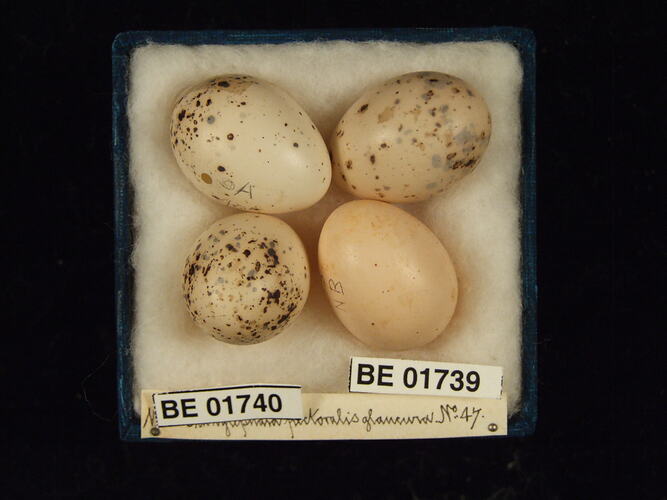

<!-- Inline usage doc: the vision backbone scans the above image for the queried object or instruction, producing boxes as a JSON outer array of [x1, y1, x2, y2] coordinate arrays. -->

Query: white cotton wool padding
[[128, 41, 524, 414]]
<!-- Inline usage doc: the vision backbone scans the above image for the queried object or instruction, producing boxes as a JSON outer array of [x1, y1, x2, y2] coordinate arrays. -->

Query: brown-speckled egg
[[330, 71, 491, 202], [182, 213, 310, 344], [170, 75, 331, 214]]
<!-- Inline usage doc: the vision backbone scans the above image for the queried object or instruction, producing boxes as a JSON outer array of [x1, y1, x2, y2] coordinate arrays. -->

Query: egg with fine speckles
[[170, 75, 331, 213], [318, 200, 458, 351], [182, 213, 310, 344], [330, 71, 491, 202]]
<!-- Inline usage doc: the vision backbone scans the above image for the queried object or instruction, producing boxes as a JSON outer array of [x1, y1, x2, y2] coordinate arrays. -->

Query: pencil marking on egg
[[171, 75, 331, 213], [319, 201, 457, 351]]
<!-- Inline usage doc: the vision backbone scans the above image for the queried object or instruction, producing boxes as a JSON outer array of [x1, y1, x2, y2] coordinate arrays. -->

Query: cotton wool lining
[[127, 41, 524, 414]]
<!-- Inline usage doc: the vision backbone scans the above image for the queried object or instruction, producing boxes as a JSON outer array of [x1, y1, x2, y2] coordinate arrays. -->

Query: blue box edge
[[112, 27, 537, 442]]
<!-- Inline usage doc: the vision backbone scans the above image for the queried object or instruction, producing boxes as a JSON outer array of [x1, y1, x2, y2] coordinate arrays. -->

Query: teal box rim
[[112, 28, 537, 442]]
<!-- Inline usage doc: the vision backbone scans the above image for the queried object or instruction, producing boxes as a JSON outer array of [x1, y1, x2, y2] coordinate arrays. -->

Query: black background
[[4, 2, 663, 498]]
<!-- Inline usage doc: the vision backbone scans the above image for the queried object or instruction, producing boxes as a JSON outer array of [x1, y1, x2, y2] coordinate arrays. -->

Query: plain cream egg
[[318, 200, 458, 350], [183, 213, 310, 344], [330, 71, 491, 202], [171, 75, 331, 213]]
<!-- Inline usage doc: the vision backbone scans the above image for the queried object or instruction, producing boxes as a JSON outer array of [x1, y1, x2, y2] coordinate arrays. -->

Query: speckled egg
[[318, 200, 458, 351], [330, 71, 491, 202], [170, 75, 331, 213], [182, 213, 310, 344]]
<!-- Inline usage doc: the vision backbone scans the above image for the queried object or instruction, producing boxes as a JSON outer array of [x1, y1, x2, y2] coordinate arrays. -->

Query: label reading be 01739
[[152, 384, 303, 427], [349, 357, 503, 399]]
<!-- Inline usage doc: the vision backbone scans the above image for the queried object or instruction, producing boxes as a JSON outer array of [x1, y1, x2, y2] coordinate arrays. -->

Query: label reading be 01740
[[152, 384, 303, 427], [349, 357, 503, 399]]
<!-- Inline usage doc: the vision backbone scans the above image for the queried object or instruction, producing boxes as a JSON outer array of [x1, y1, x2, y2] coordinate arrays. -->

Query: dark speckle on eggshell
[[182, 214, 309, 345], [329, 71, 491, 203], [171, 74, 331, 213]]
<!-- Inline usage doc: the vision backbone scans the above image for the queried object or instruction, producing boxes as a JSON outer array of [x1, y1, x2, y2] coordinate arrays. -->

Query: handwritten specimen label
[[349, 356, 503, 399], [141, 391, 507, 440], [152, 384, 302, 427]]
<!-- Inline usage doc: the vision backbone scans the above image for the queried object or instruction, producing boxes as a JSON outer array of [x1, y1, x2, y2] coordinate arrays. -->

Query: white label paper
[[141, 391, 508, 440], [349, 357, 503, 399], [152, 384, 302, 427]]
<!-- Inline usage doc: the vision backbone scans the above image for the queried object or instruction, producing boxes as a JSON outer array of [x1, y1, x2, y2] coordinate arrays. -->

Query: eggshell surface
[[183, 213, 310, 344], [318, 200, 458, 351], [330, 71, 491, 202], [171, 75, 331, 213]]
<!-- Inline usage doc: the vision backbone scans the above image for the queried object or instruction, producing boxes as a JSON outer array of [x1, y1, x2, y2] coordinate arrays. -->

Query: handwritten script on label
[[141, 391, 507, 440]]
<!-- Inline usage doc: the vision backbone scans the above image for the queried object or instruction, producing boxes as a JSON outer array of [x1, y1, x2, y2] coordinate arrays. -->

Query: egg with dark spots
[[329, 71, 491, 202], [182, 213, 310, 344], [170, 75, 331, 213]]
